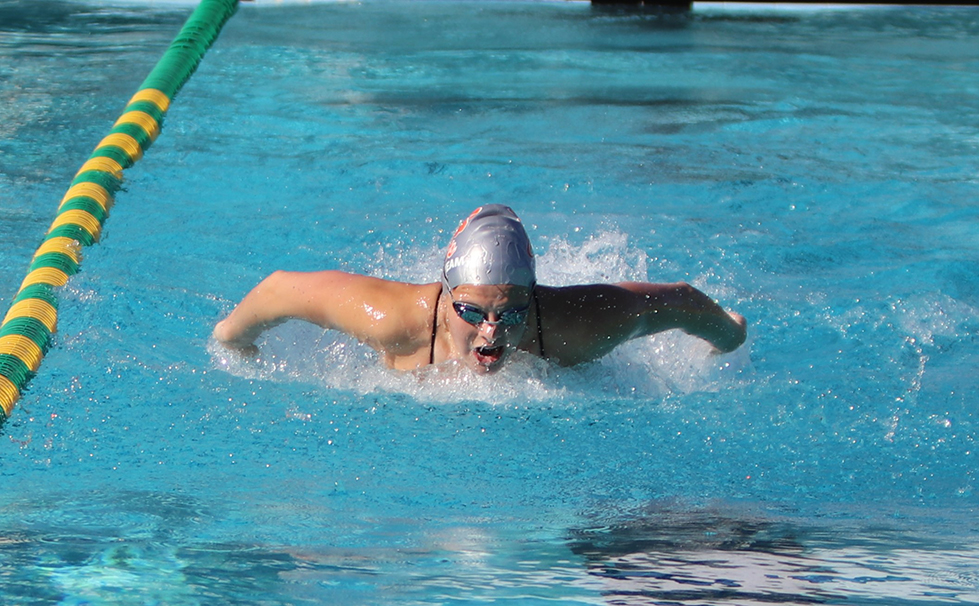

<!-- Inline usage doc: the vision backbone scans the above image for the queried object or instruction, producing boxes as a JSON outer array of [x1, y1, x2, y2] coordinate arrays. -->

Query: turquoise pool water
[[1, 1, 978, 603]]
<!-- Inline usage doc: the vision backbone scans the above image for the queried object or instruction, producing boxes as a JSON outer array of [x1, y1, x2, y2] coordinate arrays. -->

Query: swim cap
[[442, 205, 536, 290]]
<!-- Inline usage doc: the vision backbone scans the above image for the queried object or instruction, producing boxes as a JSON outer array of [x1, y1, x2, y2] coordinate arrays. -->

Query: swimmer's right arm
[[213, 270, 366, 348], [213, 270, 417, 352], [213, 270, 300, 350]]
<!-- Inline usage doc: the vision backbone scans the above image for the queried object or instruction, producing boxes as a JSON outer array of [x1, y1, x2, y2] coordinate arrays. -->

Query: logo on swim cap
[[452, 207, 482, 240], [442, 204, 536, 290]]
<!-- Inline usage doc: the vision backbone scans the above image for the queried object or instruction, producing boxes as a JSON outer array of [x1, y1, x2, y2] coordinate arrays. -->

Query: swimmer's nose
[[479, 321, 499, 339]]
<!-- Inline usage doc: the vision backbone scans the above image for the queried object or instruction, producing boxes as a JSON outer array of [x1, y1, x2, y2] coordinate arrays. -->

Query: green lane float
[[0, 0, 240, 421]]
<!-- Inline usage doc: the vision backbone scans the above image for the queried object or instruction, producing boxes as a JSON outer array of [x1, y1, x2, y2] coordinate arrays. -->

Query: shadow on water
[[568, 501, 979, 605], [0, 1, 85, 33], [587, 2, 803, 26], [4, 490, 977, 604], [0, 490, 329, 604], [0, 0, 184, 35], [590, 2, 693, 21]]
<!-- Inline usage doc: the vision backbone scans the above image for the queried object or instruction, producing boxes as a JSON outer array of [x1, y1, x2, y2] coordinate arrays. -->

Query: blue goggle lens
[[452, 302, 528, 327]]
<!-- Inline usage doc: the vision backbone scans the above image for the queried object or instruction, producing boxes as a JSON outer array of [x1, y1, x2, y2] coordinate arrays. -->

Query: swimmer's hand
[[709, 311, 747, 354], [213, 319, 260, 357]]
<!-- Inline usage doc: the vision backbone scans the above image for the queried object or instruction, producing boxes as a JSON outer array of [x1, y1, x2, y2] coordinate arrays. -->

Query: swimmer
[[213, 205, 747, 373]]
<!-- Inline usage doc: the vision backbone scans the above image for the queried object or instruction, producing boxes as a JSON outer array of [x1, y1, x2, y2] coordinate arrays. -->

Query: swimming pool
[[1, 0, 977, 603]]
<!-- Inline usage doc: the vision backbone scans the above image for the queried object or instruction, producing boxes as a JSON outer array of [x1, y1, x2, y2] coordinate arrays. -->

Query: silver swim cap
[[442, 205, 536, 290]]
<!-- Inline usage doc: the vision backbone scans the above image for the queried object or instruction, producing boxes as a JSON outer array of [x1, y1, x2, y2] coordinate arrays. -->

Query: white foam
[[895, 292, 977, 348]]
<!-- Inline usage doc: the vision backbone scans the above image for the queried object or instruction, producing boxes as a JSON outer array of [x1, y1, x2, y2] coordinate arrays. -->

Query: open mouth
[[473, 344, 505, 366]]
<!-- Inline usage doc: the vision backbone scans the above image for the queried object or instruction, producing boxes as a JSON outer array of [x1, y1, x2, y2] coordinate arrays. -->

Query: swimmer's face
[[446, 284, 532, 374]]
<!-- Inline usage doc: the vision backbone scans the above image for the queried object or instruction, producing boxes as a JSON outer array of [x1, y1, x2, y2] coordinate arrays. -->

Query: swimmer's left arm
[[618, 282, 746, 353], [538, 283, 743, 365]]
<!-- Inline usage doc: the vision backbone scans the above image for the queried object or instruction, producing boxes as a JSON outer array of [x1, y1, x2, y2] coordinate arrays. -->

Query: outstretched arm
[[213, 270, 327, 350], [213, 270, 421, 351], [619, 281, 746, 353], [536, 282, 746, 365]]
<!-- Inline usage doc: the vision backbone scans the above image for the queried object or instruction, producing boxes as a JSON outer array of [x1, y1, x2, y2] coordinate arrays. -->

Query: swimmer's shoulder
[[364, 280, 441, 367], [353, 278, 441, 348], [359, 278, 440, 312], [302, 271, 437, 304], [531, 285, 585, 365], [291, 271, 439, 335], [532, 284, 640, 366]]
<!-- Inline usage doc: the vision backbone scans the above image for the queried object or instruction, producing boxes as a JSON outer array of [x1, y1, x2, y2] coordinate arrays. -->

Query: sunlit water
[[1, 1, 977, 603]]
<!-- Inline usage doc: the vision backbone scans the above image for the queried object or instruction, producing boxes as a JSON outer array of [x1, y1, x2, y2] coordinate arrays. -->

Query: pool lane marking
[[0, 0, 241, 420], [0, 336, 43, 373], [19, 268, 70, 290], [33, 238, 82, 265], [75, 157, 124, 180], [59, 182, 114, 213], [48, 210, 104, 242], [114, 111, 162, 142], [3, 300, 58, 333], [128, 88, 171, 113], [0, 377, 17, 417], [96, 133, 144, 163]]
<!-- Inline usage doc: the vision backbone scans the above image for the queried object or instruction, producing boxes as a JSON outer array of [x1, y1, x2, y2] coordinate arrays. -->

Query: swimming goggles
[[451, 300, 529, 327]]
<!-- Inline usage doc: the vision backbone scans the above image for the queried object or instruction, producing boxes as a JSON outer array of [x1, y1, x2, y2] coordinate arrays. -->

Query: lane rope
[[0, 0, 240, 421]]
